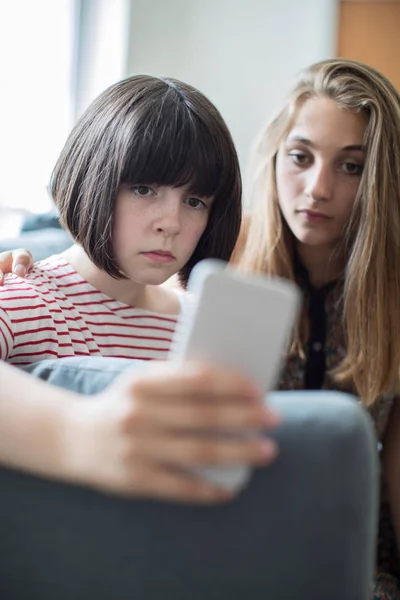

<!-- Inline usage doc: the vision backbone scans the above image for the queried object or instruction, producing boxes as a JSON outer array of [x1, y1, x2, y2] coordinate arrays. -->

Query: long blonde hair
[[237, 59, 400, 406]]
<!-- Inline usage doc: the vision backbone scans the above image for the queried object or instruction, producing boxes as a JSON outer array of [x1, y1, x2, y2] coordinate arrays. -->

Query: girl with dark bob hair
[[0, 74, 279, 505], [0, 74, 243, 365], [52, 74, 242, 288]]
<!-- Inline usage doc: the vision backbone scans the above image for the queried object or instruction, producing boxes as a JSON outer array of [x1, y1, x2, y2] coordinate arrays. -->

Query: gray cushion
[[1, 358, 379, 600], [22, 356, 141, 394]]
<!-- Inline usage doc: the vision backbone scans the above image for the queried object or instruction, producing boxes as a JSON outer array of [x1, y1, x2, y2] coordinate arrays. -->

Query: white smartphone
[[169, 259, 301, 491]]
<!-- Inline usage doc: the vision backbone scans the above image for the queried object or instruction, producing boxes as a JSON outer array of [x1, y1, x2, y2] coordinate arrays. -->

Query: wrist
[[29, 388, 86, 485], [0, 372, 84, 485], [56, 393, 97, 488]]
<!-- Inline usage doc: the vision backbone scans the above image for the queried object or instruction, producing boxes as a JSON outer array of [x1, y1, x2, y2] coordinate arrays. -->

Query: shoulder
[[1, 254, 82, 295], [2, 254, 72, 286], [0, 272, 43, 305], [0, 254, 80, 318], [29, 254, 77, 283], [0, 274, 46, 359]]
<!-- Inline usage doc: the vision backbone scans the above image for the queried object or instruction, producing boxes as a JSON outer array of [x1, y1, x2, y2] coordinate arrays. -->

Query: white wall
[[75, 0, 132, 119], [127, 0, 339, 194]]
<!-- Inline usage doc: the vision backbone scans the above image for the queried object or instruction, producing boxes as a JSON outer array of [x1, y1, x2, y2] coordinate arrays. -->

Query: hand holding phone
[[169, 259, 300, 491]]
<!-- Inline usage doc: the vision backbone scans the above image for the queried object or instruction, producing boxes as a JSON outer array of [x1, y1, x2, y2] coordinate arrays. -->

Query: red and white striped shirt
[[0, 255, 179, 366]]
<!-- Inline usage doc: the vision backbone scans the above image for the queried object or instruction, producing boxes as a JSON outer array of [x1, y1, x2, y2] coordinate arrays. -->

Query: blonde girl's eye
[[132, 185, 155, 197], [184, 197, 208, 210], [288, 151, 311, 166], [341, 162, 364, 176]]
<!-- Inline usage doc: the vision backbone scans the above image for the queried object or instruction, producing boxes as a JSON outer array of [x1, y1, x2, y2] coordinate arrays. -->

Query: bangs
[[121, 91, 227, 199], [53, 74, 242, 284]]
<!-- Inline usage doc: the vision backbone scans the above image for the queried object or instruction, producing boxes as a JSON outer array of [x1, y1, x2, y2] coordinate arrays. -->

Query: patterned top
[[277, 271, 394, 441], [0, 255, 178, 365], [277, 267, 399, 598]]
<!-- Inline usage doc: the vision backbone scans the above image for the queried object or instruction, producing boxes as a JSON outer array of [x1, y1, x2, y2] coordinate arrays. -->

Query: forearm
[[0, 361, 80, 481]]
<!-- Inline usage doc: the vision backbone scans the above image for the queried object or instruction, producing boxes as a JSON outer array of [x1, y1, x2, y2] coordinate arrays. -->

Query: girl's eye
[[132, 185, 155, 197], [288, 151, 310, 166], [341, 162, 364, 176], [185, 197, 207, 210]]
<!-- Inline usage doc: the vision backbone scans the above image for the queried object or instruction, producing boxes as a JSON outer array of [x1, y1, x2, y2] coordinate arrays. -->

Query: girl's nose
[[305, 164, 334, 203], [154, 190, 181, 236]]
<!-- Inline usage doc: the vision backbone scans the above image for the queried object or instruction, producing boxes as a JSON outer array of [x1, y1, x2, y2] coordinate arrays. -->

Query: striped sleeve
[[0, 307, 14, 359], [0, 279, 57, 363]]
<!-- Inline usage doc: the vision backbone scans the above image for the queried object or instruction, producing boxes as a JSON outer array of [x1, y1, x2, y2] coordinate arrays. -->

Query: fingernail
[[15, 264, 27, 277], [204, 487, 234, 502], [216, 488, 236, 502], [259, 440, 279, 460], [263, 410, 282, 427]]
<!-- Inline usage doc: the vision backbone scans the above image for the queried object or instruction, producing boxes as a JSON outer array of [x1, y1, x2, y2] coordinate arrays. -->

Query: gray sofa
[[0, 216, 381, 598], [0, 357, 379, 600]]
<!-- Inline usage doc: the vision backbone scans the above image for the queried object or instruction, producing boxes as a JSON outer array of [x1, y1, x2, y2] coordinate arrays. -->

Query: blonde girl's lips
[[299, 210, 331, 223]]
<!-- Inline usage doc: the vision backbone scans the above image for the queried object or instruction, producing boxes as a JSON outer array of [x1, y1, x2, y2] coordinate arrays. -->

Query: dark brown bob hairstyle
[[50, 74, 242, 287]]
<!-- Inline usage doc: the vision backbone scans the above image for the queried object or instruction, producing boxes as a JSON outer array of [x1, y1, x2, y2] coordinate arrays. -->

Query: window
[[0, 0, 130, 229], [0, 0, 76, 215]]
